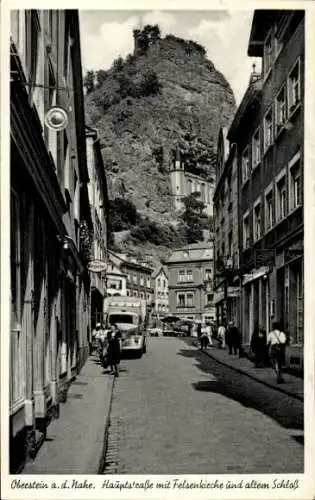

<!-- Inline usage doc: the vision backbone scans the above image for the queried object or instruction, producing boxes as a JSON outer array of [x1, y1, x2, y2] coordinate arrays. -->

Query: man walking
[[217, 323, 226, 348], [226, 321, 241, 356], [267, 322, 287, 383]]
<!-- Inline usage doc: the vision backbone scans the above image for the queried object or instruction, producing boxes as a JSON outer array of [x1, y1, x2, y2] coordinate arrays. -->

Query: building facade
[[213, 128, 240, 327], [228, 10, 304, 351], [85, 126, 109, 329], [10, 10, 92, 471], [107, 251, 154, 309], [166, 243, 215, 323], [106, 252, 128, 298], [170, 149, 215, 216], [152, 267, 169, 319]]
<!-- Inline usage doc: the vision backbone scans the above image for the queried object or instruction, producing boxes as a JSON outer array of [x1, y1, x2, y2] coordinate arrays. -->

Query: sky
[[79, 10, 261, 105]]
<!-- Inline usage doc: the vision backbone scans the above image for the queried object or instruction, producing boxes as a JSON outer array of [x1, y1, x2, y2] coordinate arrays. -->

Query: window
[[205, 268, 212, 281], [146, 294, 150, 301], [107, 279, 122, 290], [25, 11, 40, 101], [133, 274, 137, 283], [187, 179, 192, 194], [186, 269, 192, 282], [263, 31, 272, 76], [242, 147, 250, 183], [157, 278, 161, 287], [276, 175, 287, 221], [265, 188, 274, 231], [206, 294, 212, 305], [253, 201, 261, 241], [243, 213, 250, 249], [252, 129, 261, 167], [178, 270, 185, 282], [186, 293, 194, 308], [147, 279, 151, 288], [288, 59, 301, 112], [140, 292, 144, 299], [11, 191, 22, 329], [289, 153, 302, 210], [264, 108, 273, 151], [177, 294, 185, 307], [163, 279, 166, 289], [127, 290, 130, 296], [276, 86, 287, 129], [228, 231, 232, 257], [140, 275, 144, 286]]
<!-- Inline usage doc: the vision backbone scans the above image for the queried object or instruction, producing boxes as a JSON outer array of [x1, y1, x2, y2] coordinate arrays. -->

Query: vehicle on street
[[104, 297, 147, 357], [148, 327, 163, 337]]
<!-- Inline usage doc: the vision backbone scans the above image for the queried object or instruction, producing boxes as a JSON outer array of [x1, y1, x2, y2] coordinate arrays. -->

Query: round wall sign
[[44, 106, 69, 131]]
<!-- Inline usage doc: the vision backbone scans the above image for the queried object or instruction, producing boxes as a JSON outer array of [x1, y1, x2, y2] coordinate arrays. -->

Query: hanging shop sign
[[87, 259, 108, 273], [44, 106, 69, 131], [242, 266, 270, 286]]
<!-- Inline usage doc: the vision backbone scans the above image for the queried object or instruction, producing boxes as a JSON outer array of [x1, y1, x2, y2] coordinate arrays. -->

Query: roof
[[152, 266, 169, 279], [248, 10, 276, 57], [227, 77, 262, 141], [166, 243, 214, 264], [108, 250, 153, 273]]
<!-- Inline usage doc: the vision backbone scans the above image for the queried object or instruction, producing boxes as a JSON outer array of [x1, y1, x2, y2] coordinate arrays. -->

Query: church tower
[[170, 146, 185, 212]]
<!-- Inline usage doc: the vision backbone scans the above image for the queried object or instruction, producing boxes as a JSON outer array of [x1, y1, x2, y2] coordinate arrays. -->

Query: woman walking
[[107, 324, 121, 376]]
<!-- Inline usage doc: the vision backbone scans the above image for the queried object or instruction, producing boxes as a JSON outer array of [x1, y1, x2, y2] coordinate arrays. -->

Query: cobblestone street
[[103, 337, 303, 474]]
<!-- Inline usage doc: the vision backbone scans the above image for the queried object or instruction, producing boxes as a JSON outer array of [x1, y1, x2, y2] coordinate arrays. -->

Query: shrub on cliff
[[109, 198, 140, 231]]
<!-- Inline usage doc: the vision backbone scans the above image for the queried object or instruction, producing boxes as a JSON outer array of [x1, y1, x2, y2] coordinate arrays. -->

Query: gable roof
[[166, 243, 214, 264]]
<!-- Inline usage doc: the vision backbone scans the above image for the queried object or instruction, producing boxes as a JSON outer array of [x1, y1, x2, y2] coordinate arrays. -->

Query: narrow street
[[103, 337, 303, 474]]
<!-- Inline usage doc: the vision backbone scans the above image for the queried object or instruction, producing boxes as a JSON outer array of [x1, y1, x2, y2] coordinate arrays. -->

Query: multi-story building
[[10, 10, 92, 471], [228, 10, 304, 354], [213, 128, 240, 327], [106, 252, 128, 298], [152, 266, 169, 319], [107, 251, 154, 308], [166, 242, 215, 323], [170, 148, 215, 216], [85, 126, 110, 328]]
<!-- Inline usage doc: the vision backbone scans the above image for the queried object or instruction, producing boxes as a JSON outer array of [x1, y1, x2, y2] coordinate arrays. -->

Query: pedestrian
[[250, 323, 267, 368], [196, 322, 202, 338], [205, 322, 213, 347], [267, 321, 287, 384], [226, 321, 241, 356], [217, 323, 226, 348], [200, 323, 209, 350], [107, 324, 121, 376]]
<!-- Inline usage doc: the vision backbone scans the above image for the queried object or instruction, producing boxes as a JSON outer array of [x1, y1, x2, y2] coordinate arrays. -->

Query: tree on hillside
[[84, 70, 95, 93], [179, 192, 210, 243]]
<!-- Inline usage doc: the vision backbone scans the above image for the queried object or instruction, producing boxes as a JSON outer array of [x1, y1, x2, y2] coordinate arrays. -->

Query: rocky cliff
[[84, 28, 236, 264]]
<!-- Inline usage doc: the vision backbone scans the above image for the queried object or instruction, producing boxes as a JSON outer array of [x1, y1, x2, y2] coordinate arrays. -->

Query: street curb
[[190, 340, 303, 402], [97, 374, 116, 474]]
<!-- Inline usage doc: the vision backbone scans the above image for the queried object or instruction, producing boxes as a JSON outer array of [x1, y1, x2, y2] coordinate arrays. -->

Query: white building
[[152, 267, 169, 319], [170, 148, 215, 216]]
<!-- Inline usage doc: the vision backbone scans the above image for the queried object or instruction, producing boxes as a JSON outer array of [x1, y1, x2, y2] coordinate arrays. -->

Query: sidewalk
[[22, 355, 115, 474], [189, 339, 303, 401]]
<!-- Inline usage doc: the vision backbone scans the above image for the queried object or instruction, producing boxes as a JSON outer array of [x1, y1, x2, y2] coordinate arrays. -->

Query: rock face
[[84, 30, 236, 262]]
